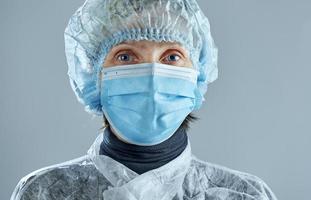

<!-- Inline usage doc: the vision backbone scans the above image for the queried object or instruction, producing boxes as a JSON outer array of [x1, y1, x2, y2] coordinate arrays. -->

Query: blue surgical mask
[[100, 62, 200, 146]]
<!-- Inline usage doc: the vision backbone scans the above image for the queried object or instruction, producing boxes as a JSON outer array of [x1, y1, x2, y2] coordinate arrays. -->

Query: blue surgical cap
[[64, 0, 218, 116]]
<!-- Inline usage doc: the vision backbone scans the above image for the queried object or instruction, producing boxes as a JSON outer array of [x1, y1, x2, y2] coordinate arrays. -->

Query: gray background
[[1, 0, 310, 199]]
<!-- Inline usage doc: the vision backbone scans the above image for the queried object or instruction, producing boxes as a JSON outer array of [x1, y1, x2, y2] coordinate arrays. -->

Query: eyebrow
[[118, 41, 185, 50]]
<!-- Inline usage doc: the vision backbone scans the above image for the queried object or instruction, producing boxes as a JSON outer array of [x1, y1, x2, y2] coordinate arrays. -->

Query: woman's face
[[103, 40, 193, 68], [102, 40, 193, 144]]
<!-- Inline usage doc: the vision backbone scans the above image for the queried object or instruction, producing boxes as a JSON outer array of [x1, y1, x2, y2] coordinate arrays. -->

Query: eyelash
[[115, 51, 182, 64], [163, 54, 181, 63], [116, 53, 136, 63]]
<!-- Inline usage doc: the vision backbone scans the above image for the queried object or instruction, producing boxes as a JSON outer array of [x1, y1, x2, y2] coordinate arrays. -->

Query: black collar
[[99, 125, 188, 174]]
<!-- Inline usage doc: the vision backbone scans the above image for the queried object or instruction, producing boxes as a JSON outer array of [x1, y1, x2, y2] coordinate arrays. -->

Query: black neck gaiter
[[99, 125, 188, 175]]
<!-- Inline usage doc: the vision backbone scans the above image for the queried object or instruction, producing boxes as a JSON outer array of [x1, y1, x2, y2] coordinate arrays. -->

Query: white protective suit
[[11, 127, 278, 200]]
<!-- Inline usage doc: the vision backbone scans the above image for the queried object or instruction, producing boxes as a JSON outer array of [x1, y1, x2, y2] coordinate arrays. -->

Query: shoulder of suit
[[10, 155, 104, 200], [183, 155, 278, 200]]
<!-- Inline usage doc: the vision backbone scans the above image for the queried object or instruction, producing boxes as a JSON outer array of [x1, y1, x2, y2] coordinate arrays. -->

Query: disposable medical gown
[[11, 127, 278, 200]]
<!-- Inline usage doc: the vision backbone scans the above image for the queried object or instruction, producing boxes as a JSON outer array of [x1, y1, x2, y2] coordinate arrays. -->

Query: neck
[[99, 125, 188, 174]]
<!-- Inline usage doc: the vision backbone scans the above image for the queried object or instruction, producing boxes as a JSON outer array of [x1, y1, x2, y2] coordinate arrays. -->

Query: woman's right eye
[[116, 53, 135, 63]]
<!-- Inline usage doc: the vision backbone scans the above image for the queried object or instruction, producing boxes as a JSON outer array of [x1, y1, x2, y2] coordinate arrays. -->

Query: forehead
[[118, 40, 185, 49]]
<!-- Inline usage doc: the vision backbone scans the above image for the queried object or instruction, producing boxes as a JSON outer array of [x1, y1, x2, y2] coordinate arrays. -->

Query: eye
[[168, 54, 180, 62], [162, 53, 182, 64], [116, 53, 133, 62]]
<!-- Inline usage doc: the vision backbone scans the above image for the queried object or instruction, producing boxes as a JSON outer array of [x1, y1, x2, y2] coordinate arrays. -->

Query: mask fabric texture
[[100, 62, 199, 146]]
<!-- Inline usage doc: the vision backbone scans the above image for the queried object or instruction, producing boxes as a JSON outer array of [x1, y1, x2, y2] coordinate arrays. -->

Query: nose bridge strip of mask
[[102, 63, 199, 83]]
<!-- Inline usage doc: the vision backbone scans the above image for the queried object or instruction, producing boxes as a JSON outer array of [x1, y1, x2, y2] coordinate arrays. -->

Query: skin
[[103, 40, 193, 68], [102, 40, 193, 144]]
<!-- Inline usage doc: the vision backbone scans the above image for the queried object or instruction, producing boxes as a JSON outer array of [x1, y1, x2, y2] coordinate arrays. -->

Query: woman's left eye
[[165, 54, 181, 62]]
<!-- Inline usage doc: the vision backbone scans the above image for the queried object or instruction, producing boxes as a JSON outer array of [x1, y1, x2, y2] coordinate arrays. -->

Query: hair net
[[64, 0, 218, 116]]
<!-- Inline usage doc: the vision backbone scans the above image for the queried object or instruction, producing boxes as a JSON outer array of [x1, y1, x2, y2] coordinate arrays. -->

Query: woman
[[11, 0, 278, 199]]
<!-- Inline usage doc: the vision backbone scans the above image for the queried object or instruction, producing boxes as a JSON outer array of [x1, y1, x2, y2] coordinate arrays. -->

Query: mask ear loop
[[98, 62, 109, 130]]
